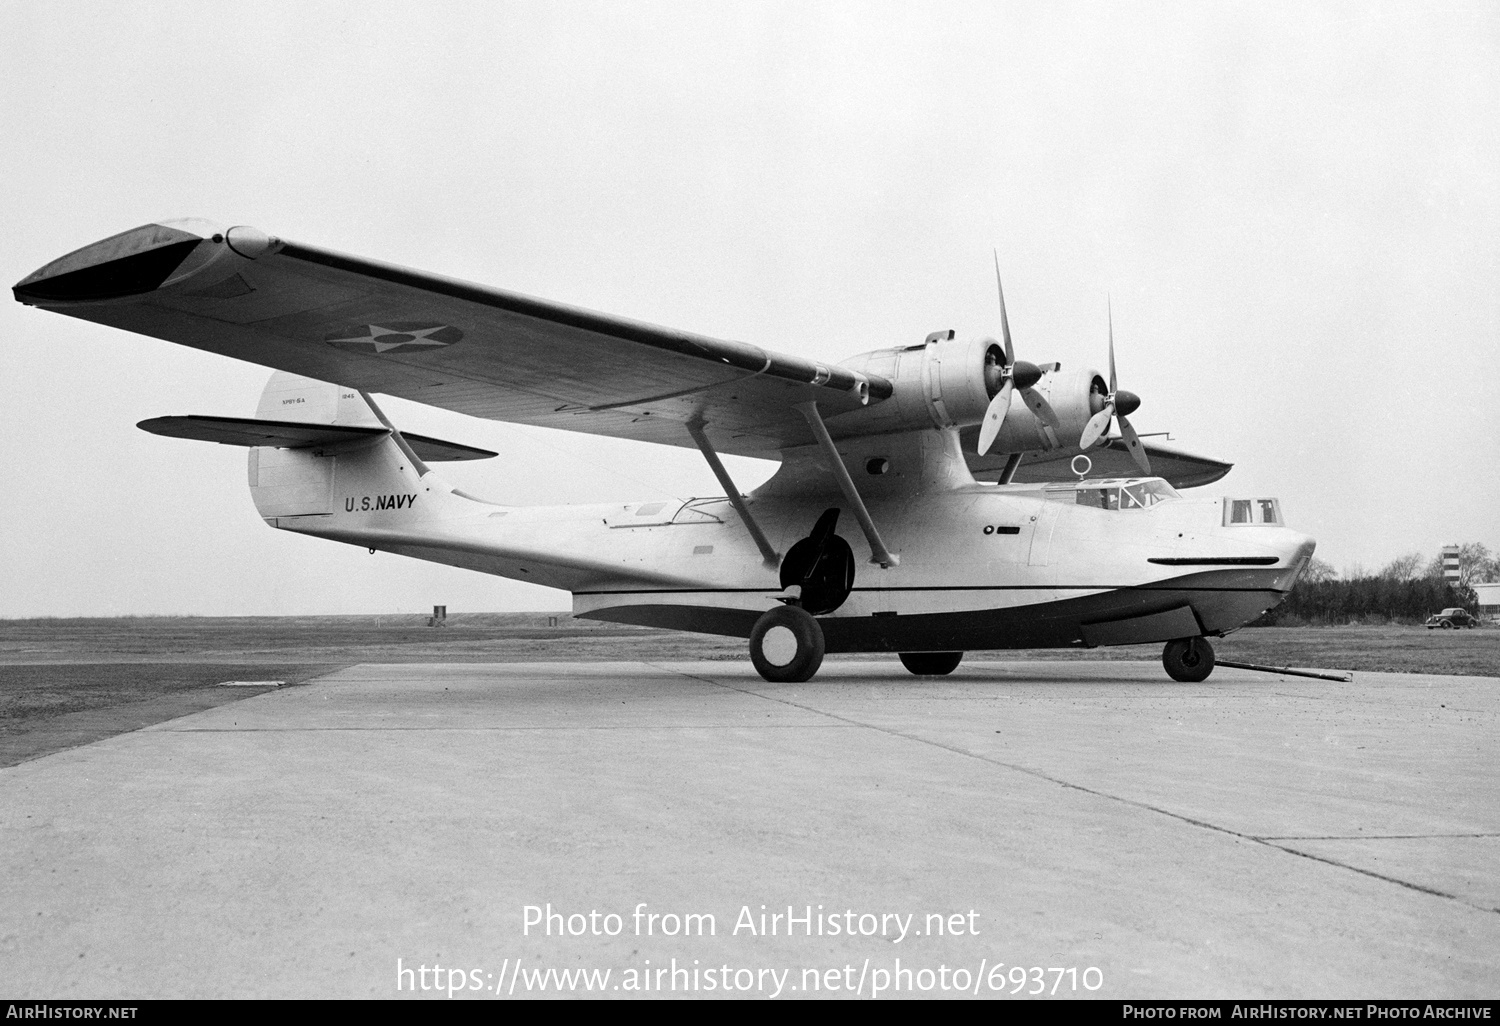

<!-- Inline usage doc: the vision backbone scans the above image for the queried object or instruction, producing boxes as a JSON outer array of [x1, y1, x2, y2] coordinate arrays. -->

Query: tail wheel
[[899, 652, 964, 676], [1163, 637, 1215, 683], [749, 605, 825, 683]]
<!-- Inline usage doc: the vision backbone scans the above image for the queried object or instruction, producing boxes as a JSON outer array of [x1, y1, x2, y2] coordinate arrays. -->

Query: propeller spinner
[[976, 254, 1062, 456], [1077, 302, 1151, 474]]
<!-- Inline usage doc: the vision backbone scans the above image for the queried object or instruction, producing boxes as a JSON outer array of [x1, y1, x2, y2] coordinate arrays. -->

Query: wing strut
[[792, 402, 899, 568], [360, 391, 431, 477], [998, 452, 1024, 484], [686, 420, 780, 570]]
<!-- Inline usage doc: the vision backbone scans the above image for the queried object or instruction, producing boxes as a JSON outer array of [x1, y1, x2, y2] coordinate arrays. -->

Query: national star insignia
[[325, 322, 464, 354]]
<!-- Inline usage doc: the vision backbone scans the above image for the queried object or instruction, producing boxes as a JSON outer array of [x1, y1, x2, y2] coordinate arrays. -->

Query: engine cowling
[[835, 336, 1106, 453], [985, 365, 1108, 454], [837, 335, 1003, 433]]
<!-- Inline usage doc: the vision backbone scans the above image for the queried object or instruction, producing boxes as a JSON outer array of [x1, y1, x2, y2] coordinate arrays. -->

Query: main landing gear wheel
[[898, 652, 964, 676], [1162, 637, 1215, 683], [749, 605, 825, 683]]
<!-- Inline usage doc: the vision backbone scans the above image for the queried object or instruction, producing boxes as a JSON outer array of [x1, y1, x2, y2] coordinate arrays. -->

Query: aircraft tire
[[749, 605, 825, 683], [1162, 637, 1215, 683], [898, 652, 964, 676]]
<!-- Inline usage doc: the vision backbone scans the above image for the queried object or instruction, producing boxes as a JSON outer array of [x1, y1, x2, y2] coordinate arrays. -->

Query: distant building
[[1442, 545, 1461, 583], [1475, 582, 1500, 619]]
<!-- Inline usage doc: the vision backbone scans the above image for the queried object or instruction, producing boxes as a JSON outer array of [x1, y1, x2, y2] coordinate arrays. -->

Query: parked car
[[1425, 608, 1479, 629]]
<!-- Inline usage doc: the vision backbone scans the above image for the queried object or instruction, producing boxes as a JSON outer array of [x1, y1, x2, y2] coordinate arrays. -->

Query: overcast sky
[[3, 1, 1495, 617]]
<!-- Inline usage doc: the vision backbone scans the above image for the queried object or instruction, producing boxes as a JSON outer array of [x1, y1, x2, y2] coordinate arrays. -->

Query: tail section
[[137, 371, 501, 522], [247, 373, 493, 524], [138, 372, 687, 592]]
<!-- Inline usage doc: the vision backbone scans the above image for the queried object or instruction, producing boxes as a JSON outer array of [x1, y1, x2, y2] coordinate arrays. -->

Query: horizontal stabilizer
[[137, 415, 498, 462]]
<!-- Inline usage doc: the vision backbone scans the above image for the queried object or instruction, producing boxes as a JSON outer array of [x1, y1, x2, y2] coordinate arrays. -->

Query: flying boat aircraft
[[14, 220, 1315, 683]]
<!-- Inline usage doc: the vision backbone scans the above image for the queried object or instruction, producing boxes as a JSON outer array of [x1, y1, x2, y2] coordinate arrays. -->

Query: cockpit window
[[1076, 488, 1118, 510], [1064, 479, 1179, 510], [1224, 497, 1282, 526]]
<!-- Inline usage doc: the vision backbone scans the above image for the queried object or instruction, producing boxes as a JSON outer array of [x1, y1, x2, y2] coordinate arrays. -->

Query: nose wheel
[[1162, 637, 1215, 682], [750, 605, 825, 683]]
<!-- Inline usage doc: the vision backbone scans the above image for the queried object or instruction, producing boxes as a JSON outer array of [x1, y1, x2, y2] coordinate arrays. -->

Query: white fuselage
[[256, 425, 1314, 653]]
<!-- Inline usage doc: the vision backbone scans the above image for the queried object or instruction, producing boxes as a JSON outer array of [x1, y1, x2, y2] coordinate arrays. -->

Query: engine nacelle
[[836, 334, 1004, 433], [985, 364, 1108, 454], [835, 335, 1106, 453]]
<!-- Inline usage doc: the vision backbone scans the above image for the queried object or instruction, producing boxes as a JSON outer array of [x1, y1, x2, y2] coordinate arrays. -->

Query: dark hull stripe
[[576, 584, 1283, 596], [1148, 556, 1279, 566], [578, 568, 1292, 651]]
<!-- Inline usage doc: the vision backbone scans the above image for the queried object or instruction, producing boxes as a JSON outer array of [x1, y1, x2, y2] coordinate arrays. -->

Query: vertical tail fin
[[245, 372, 500, 521], [254, 371, 382, 429]]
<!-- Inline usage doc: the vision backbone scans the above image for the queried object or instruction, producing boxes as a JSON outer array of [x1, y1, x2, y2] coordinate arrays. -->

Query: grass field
[[0, 614, 1494, 767], [2, 614, 1496, 675], [0, 663, 336, 769], [0, 662, 336, 723]]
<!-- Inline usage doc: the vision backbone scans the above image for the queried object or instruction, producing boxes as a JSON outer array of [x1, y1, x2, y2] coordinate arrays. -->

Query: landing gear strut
[[748, 508, 852, 683], [1162, 637, 1215, 682], [899, 652, 964, 676]]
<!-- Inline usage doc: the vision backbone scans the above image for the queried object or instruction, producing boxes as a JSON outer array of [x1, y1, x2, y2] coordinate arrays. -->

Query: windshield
[[1068, 479, 1180, 511]]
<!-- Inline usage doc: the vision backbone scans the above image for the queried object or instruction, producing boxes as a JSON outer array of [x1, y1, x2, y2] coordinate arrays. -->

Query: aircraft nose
[[13, 219, 224, 304], [1279, 532, 1317, 589]]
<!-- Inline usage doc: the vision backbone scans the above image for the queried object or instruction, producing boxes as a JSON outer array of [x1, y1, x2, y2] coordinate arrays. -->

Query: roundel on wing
[[325, 322, 463, 354]]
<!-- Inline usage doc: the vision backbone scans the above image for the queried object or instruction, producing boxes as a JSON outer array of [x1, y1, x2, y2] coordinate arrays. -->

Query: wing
[[962, 430, 1232, 489], [14, 219, 888, 458]]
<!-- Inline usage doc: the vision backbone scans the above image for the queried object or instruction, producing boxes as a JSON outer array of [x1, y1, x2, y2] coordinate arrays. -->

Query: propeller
[[976, 253, 1062, 456], [1077, 301, 1151, 474]]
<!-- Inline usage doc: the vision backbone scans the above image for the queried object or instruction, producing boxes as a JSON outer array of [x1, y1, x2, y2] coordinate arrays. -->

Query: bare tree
[[1480, 550, 1500, 584], [1302, 557, 1337, 583], [1379, 552, 1426, 581], [1424, 543, 1496, 588], [1457, 542, 1497, 586]]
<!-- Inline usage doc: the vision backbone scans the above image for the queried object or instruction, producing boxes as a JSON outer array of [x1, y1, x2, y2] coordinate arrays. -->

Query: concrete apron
[[0, 660, 1495, 999]]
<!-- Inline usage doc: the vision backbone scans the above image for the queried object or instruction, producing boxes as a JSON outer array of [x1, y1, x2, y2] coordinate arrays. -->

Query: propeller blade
[[976, 379, 1014, 456], [993, 250, 1014, 365], [1107, 299, 1117, 395], [1079, 403, 1114, 451], [1118, 414, 1151, 474], [1018, 386, 1061, 430]]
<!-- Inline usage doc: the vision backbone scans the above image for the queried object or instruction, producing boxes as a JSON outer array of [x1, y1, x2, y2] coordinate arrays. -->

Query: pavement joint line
[[162, 723, 859, 732], [1255, 833, 1500, 841], [1255, 843, 1473, 906], [651, 662, 1500, 917]]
